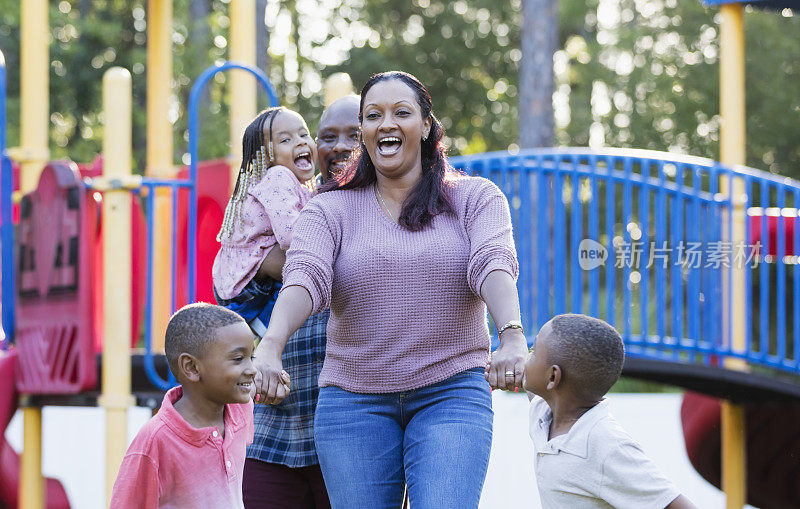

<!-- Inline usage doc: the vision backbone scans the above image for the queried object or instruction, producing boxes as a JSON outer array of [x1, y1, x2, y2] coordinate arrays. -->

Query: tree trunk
[[256, 0, 270, 74], [519, 0, 558, 148]]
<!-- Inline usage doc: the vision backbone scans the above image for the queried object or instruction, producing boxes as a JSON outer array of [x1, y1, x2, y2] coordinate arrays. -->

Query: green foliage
[[0, 0, 798, 178], [0, 2, 20, 147], [328, 0, 522, 155], [743, 8, 800, 176], [2, 1, 148, 168], [1, 0, 245, 172], [557, 0, 800, 176], [610, 376, 679, 393]]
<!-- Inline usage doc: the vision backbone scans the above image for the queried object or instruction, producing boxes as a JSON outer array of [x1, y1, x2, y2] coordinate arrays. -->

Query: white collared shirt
[[529, 396, 680, 508]]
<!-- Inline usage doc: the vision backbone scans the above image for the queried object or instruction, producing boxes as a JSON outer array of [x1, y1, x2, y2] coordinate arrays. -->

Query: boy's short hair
[[164, 303, 247, 376], [548, 314, 625, 400]]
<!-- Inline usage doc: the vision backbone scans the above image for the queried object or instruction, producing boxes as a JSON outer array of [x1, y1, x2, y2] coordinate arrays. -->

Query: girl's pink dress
[[212, 165, 313, 300]]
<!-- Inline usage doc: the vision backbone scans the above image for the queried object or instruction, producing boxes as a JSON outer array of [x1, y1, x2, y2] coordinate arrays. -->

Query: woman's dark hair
[[232, 106, 285, 195], [320, 71, 456, 231]]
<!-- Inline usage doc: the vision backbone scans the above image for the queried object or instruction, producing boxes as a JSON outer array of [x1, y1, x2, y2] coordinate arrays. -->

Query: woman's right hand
[[253, 339, 291, 405]]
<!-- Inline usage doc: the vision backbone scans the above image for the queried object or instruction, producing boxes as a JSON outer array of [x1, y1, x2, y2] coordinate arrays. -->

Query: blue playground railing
[[141, 62, 278, 389], [451, 148, 800, 376], [1, 56, 796, 386], [0, 50, 13, 350]]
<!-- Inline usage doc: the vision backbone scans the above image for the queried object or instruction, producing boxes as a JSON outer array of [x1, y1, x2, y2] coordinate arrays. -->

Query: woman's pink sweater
[[282, 174, 518, 393]]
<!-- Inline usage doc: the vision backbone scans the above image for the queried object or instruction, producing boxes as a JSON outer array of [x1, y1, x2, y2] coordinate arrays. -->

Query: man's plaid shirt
[[247, 310, 329, 467]]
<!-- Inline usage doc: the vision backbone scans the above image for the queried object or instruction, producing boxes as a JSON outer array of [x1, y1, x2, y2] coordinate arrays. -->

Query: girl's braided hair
[[217, 106, 285, 241]]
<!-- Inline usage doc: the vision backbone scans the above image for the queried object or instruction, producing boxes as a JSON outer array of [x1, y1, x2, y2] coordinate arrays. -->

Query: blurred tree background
[[0, 0, 797, 176]]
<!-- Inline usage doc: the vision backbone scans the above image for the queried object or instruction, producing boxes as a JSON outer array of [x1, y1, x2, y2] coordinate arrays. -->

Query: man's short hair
[[548, 314, 625, 400], [164, 302, 246, 376]]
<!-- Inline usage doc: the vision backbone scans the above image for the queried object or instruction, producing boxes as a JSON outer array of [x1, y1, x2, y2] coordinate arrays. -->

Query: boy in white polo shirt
[[523, 314, 695, 508]]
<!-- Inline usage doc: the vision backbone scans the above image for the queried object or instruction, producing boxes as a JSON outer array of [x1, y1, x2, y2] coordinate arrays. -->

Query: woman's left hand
[[485, 330, 528, 391]]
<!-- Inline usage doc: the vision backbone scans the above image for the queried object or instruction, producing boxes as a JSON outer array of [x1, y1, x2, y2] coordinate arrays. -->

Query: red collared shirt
[[110, 386, 254, 509]]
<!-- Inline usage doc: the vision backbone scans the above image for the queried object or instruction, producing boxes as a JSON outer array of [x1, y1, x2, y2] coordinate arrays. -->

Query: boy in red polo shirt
[[110, 303, 258, 508]]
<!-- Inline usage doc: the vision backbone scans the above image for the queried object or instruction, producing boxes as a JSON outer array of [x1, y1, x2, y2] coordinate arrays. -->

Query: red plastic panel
[[681, 391, 800, 508], [748, 211, 798, 257], [75, 155, 145, 350], [15, 161, 97, 394], [0, 350, 71, 508], [90, 191, 146, 350], [176, 159, 231, 305]]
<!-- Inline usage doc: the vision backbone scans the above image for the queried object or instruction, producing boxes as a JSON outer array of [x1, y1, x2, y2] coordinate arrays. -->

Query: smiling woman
[[321, 72, 453, 231], [254, 71, 528, 508]]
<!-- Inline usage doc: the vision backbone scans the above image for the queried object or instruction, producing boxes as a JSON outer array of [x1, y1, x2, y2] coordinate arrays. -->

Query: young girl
[[212, 106, 317, 337]]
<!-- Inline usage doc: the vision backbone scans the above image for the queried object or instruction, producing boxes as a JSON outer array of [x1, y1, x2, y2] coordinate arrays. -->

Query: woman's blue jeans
[[314, 367, 493, 509]]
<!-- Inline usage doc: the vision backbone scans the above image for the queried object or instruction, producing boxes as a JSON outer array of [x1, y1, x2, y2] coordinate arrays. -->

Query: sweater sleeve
[[253, 166, 305, 250], [464, 178, 519, 296], [281, 197, 337, 314]]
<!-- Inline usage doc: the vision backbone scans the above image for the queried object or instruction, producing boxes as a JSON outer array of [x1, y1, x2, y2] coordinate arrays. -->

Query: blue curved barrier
[[142, 61, 279, 390], [452, 148, 800, 376]]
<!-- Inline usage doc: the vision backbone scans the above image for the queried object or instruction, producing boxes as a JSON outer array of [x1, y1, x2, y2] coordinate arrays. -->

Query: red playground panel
[[4, 157, 145, 352], [176, 159, 231, 305], [15, 161, 97, 394], [0, 350, 71, 508], [748, 208, 799, 257], [77, 157, 146, 351], [681, 392, 800, 508]]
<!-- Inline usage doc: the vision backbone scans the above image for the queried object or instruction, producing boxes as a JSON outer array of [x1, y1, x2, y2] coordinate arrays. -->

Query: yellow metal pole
[[100, 67, 136, 507], [721, 402, 746, 507], [719, 4, 747, 509], [147, 0, 173, 348], [19, 407, 43, 509], [20, 3, 48, 507], [324, 73, 355, 107], [19, 0, 49, 193], [229, 0, 257, 193], [720, 5, 746, 167]]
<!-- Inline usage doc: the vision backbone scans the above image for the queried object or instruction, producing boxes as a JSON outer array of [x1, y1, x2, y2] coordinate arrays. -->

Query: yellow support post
[[100, 67, 136, 506], [324, 73, 355, 108], [719, 4, 747, 509], [229, 0, 257, 193], [147, 0, 173, 348], [720, 5, 746, 167], [19, 407, 43, 509], [721, 402, 746, 507], [19, 0, 49, 193], [20, 2, 49, 507]]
